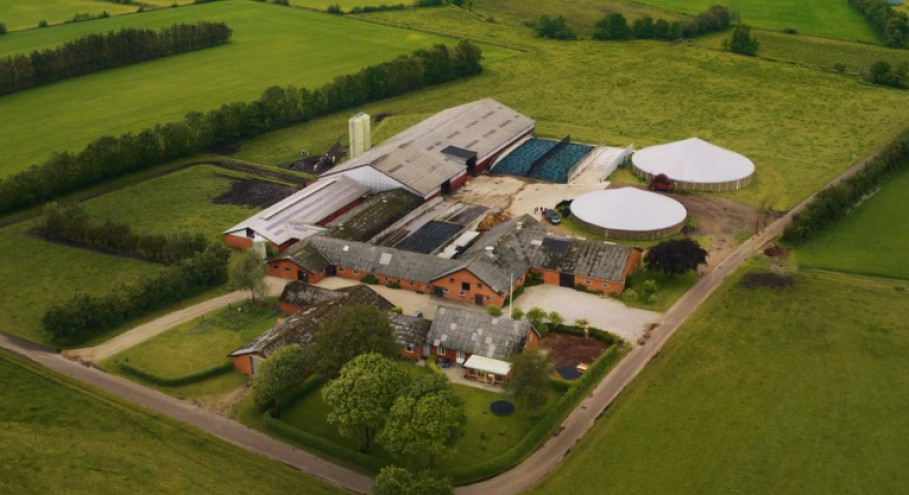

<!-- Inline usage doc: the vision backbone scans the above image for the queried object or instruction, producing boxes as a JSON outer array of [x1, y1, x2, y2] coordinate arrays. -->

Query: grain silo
[[348, 112, 371, 158]]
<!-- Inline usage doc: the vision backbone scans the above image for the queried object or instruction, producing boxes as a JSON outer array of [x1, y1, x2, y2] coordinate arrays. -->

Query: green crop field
[[0, 350, 345, 495], [0, 0, 515, 177], [235, 7, 909, 212], [796, 167, 909, 280], [632, 0, 880, 42], [528, 264, 909, 495], [79, 163, 291, 238], [0, 223, 163, 345], [0, 0, 137, 32]]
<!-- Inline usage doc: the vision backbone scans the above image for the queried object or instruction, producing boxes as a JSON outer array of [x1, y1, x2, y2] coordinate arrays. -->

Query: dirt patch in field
[[282, 142, 347, 174], [194, 384, 251, 418], [213, 175, 298, 208], [764, 244, 790, 258], [738, 272, 793, 290], [211, 142, 242, 156], [541, 332, 609, 369]]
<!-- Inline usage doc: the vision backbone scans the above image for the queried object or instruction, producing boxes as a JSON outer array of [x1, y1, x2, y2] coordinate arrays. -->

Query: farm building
[[321, 98, 534, 199], [570, 187, 688, 240], [268, 215, 641, 307], [427, 306, 541, 384], [631, 138, 754, 192], [229, 284, 430, 375]]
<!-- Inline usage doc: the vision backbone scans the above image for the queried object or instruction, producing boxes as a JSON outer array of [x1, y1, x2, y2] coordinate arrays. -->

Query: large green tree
[[231, 248, 267, 302], [377, 375, 466, 468], [322, 353, 408, 453], [306, 305, 399, 378], [644, 238, 708, 276], [251, 344, 307, 418], [724, 24, 760, 56], [371, 466, 453, 495], [505, 348, 554, 417]]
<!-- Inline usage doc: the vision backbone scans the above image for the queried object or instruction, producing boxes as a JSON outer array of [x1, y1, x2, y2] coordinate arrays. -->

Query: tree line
[[0, 41, 484, 217], [43, 242, 229, 345], [39, 203, 210, 265], [848, 0, 908, 47], [594, 5, 733, 41], [862, 60, 908, 88], [0, 22, 233, 97], [782, 128, 909, 245]]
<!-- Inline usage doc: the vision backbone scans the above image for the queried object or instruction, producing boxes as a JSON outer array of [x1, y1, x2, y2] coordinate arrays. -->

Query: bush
[[861, 60, 908, 89], [387, 281, 401, 289], [781, 27, 798, 34], [326, 3, 343, 14], [38, 20, 48, 28], [486, 304, 503, 317], [724, 24, 759, 56], [534, 15, 577, 40], [263, 410, 386, 471], [361, 273, 379, 284], [622, 288, 639, 301], [0, 23, 6, 35], [274, 0, 290, 4]]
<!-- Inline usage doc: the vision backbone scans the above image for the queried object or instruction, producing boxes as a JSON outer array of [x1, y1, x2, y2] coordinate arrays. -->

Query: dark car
[[438, 357, 453, 368], [544, 209, 561, 225]]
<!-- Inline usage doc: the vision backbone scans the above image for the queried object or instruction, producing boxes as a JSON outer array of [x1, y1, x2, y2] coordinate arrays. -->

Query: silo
[[348, 112, 371, 158]]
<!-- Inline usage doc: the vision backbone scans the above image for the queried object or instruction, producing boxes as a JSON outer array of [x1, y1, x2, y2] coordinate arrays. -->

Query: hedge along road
[[0, 150, 884, 493]]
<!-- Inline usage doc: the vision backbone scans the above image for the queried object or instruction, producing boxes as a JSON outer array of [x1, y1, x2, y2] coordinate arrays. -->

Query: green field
[[0, 350, 345, 495], [0, 0, 514, 176], [80, 164, 286, 238], [0, 0, 137, 32], [796, 167, 909, 280], [235, 7, 909, 211], [632, 0, 880, 42], [0, 223, 162, 345], [528, 264, 909, 495]]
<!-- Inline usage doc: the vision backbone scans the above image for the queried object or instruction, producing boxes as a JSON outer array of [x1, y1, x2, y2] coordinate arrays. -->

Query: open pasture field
[[633, 0, 879, 43], [0, 0, 137, 32], [0, 0, 515, 177], [79, 164, 293, 238], [528, 264, 909, 495], [0, 223, 162, 345], [0, 350, 345, 495], [796, 167, 909, 280], [240, 7, 909, 211]]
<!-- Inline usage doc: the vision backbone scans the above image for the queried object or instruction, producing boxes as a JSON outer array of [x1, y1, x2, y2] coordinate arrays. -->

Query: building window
[[405, 343, 414, 353], [353, 270, 359, 275], [486, 296, 491, 301], [338, 267, 344, 272], [438, 345, 446, 355], [409, 281, 414, 286], [461, 282, 470, 291], [458, 291, 466, 296], [601, 283, 609, 289], [477, 283, 483, 289], [585, 280, 591, 286], [442, 288, 449, 293], [284, 267, 290, 272], [449, 277, 454, 283], [272, 264, 279, 270]]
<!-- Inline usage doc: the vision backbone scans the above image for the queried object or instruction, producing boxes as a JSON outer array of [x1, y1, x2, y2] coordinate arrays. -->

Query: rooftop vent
[[485, 246, 495, 258]]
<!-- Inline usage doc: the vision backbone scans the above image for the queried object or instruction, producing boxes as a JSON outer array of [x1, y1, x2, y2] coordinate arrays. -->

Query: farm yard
[[1, 0, 909, 493]]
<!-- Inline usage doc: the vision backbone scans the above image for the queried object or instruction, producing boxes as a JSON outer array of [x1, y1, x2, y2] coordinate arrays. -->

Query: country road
[[0, 152, 878, 494]]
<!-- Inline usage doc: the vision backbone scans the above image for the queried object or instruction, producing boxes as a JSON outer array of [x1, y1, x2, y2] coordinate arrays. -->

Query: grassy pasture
[[632, 0, 880, 43], [0, 0, 137, 32], [0, 0, 515, 177], [79, 164, 275, 238], [528, 263, 909, 495], [0, 350, 345, 495], [0, 223, 163, 345], [796, 167, 909, 280], [239, 7, 909, 211]]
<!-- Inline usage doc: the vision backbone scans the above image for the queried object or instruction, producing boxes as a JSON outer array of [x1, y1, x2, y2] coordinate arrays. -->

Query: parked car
[[544, 209, 561, 225], [438, 357, 453, 368]]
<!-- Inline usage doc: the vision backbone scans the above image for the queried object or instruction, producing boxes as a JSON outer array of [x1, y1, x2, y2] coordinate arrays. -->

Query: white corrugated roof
[[632, 137, 754, 184], [324, 98, 534, 197], [463, 354, 512, 376], [570, 187, 687, 232], [223, 176, 367, 245]]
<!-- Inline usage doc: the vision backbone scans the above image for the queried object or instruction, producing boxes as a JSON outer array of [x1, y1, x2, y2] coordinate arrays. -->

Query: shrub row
[[439, 345, 624, 484], [120, 360, 232, 386], [327, 0, 444, 15], [862, 60, 908, 89], [782, 128, 909, 245], [42, 244, 230, 345], [0, 22, 232, 97], [849, 0, 908, 47], [551, 323, 621, 347], [39, 203, 210, 265], [594, 5, 733, 42], [0, 41, 484, 216]]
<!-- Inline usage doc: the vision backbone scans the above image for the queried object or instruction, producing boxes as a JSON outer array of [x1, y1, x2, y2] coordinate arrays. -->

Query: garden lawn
[[632, 0, 879, 42], [795, 166, 909, 281], [0, 350, 345, 495], [240, 7, 909, 211], [623, 268, 698, 312], [0, 0, 137, 32], [527, 264, 909, 495], [272, 363, 539, 471], [0, 0, 516, 176], [80, 163, 279, 238], [0, 223, 162, 345]]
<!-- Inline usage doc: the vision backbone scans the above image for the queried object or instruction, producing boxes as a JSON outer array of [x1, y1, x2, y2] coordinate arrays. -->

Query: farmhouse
[[224, 98, 534, 251], [268, 215, 641, 306], [229, 284, 430, 375], [427, 306, 541, 384]]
